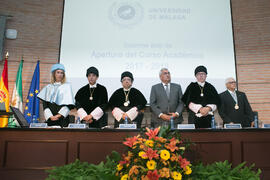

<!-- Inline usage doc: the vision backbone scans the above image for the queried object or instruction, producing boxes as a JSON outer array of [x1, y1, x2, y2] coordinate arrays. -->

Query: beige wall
[[0, 0, 270, 123]]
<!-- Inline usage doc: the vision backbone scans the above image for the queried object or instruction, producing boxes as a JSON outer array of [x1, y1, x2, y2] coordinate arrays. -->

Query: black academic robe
[[109, 87, 147, 128], [182, 82, 220, 128], [75, 83, 108, 127], [218, 90, 253, 127], [42, 102, 74, 127]]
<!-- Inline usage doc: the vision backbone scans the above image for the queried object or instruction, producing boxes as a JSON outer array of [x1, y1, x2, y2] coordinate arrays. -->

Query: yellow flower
[[146, 160, 156, 170], [172, 171, 182, 180], [139, 151, 147, 159], [145, 140, 154, 147], [185, 166, 192, 175], [117, 164, 123, 171], [121, 174, 129, 180], [160, 150, 170, 161]]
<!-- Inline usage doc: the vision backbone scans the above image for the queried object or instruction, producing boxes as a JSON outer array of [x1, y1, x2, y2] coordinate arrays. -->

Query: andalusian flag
[[0, 54, 9, 127], [11, 59, 23, 111], [9, 59, 24, 127]]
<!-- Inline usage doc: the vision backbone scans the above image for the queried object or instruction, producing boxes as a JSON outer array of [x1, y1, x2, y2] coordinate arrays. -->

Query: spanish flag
[[0, 54, 9, 127]]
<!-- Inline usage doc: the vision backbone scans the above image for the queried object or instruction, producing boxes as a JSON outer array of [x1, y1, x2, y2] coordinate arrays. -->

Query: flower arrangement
[[116, 127, 192, 180]]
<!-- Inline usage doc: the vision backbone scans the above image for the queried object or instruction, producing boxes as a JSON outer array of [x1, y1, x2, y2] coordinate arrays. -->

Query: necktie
[[165, 84, 170, 98], [231, 92, 237, 103]]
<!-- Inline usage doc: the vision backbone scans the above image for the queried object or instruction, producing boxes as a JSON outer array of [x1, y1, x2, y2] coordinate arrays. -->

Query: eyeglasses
[[162, 72, 170, 75], [228, 81, 236, 84], [122, 77, 132, 82]]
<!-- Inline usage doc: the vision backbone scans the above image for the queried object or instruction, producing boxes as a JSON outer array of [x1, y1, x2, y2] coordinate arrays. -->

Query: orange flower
[[140, 144, 146, 149], [124, 151, 133, 162], [129, 165, 139, 176], [145, 148, 159, 160], [141, 175, 149, 180], [147, 170, 160, 180], [137, 137, 144, 143], [128, 151, 133, 157], [161, 160, 168, 166], [159, 167, 170, 178], [165, 142, 179, 152], [178, 155, 190, 169], [170, 153, 178, 162], [156, 137, 167, 143], [145, 127, 160, 139], [156, 143, 162, 148], [123, 136, 138, 148], [169, 137, 179, 144]]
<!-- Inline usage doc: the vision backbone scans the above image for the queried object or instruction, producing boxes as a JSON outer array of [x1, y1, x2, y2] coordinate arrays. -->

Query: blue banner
[[24, 61, 40, 123]]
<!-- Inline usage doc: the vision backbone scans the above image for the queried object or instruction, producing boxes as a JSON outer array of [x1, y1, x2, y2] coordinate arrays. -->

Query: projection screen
[[60, 0, 236, 102]]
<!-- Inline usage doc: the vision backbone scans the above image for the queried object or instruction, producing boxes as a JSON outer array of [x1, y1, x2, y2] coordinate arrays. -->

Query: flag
[[0, 55, 9, 127], [9, 59, 23, 127], [11, 59, 23, 111], [24, 60, 40, 123]]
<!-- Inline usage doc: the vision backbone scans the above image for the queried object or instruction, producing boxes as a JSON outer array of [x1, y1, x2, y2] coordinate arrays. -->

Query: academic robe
[[38, 83, 75, 127], [109, 87, 147, 128], [75, 83, 108, 128], [182, 82, 220, 128], [218, 90, 253, 127]]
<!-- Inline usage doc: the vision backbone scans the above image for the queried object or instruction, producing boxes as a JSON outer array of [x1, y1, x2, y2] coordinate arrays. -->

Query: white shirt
[[162, 83, 170, 91], [89, 83, 97, 88], [197, 81, 205, 87]]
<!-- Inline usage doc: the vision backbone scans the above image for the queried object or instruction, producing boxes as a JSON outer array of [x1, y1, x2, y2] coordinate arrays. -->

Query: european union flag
[[24, 61, 40, 123]]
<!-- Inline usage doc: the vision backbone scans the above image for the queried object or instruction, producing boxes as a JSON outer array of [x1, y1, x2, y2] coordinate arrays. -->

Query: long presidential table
[[0, 128, 270, 180]]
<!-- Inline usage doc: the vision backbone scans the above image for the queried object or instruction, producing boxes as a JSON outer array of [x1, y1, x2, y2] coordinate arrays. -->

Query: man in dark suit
[[218, 77, 254, 127], [150, 68, 184, 128]]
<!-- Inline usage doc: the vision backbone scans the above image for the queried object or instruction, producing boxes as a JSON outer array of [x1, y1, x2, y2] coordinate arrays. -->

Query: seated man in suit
[[109, 71, 147, 128], [182, 65, 220, 128], [218, 77, 254, 127], [150, 68, 184, 128], [75, 67, 108, 128]]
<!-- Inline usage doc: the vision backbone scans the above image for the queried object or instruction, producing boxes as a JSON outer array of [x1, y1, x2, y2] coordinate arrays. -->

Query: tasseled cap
[[194, 65, 207, 76], [51, 63, 65, 73], [121, 71, 134, 82], [86, 66, 99, 77]]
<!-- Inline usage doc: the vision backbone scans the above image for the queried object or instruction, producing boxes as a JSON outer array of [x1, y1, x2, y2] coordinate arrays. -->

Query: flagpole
[[5, 52, 9, 59]]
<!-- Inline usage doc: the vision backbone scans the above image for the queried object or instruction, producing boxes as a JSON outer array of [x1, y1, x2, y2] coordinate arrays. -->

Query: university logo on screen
[[109, 1, 144, 28]]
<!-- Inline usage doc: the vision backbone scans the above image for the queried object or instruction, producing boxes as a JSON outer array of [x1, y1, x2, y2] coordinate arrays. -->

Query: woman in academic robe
[[109, 71, 147, 128], [37, 63, 75, 127]]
